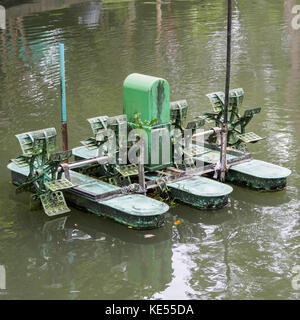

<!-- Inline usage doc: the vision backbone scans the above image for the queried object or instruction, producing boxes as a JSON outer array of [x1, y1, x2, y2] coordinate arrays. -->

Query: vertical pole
[[138, 138, 146, 195], [220, 0, 232, 182], [59, 43, 68, 153]]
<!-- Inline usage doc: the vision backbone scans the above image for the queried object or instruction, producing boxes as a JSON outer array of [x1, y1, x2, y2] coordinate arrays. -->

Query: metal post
[[138, 138, 146, 195], [220, 0, 232, 182], [59, 43, 68, 153]]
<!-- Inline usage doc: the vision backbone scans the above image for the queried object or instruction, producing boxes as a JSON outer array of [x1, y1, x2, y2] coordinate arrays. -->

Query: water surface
[[0, 0, 299, 300]]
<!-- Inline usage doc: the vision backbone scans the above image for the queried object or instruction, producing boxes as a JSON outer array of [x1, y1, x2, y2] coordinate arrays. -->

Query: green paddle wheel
[[10, 128, 74, 216], [80, 115, 116, 177], [170, 99, 208, 171], [80, 115, 138, 185], [204, 88, 264, 151], [170, 100, 188, 132]]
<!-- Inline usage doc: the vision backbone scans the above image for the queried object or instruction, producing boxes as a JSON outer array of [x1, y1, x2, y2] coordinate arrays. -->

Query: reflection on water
[[2, 209, 173, 299], [0, 0, 300, 299]]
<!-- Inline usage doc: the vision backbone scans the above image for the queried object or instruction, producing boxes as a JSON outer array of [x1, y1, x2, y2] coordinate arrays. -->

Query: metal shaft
[[66, 155, 109, 170], [224, 0, 232, 125], [192, 128, 221, 139], [61, 122, 68, 153], [138, 138, 146, 194], [220, 0, 232, 182]]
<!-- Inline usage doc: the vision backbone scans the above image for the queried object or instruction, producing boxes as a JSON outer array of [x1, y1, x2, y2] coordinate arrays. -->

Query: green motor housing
[[123, 73, 171, 170]]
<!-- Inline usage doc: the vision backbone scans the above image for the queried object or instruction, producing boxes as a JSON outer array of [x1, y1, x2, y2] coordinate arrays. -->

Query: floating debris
[[174, 220, 181, 226], [144, 234, 155, 239], [95, 237, 106, 241]]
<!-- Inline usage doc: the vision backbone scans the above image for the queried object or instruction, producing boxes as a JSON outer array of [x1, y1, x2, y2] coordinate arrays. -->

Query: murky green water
[[0, 0, 299, 300]]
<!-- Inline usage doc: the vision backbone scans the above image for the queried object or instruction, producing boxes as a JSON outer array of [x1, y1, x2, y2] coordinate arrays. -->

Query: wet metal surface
[[167, 175, 233, 208]]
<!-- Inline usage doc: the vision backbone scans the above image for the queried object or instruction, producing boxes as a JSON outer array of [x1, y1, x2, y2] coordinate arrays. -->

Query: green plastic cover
[[123, 73, 170, 125]]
